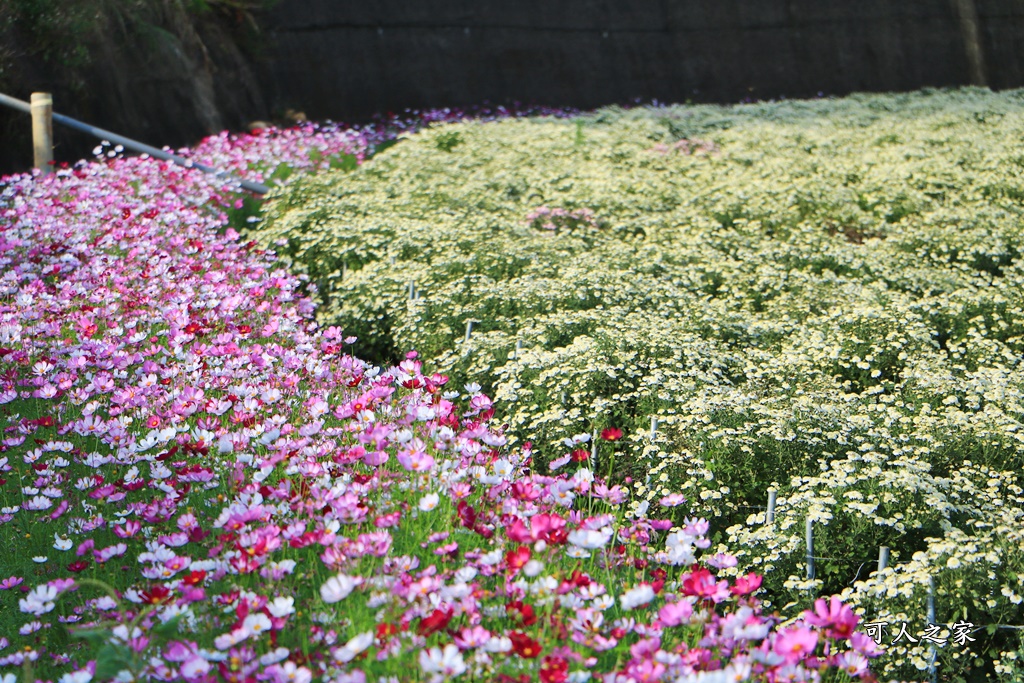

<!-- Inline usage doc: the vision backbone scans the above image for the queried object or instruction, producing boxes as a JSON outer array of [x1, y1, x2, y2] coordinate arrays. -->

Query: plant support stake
[[806, 517, 815, 581], [465, 320, 474, 342], [878, 546, 890, 573], [650, 416, 658, 440], [766, 490, 776, 525], [927, 577, 937, 683]]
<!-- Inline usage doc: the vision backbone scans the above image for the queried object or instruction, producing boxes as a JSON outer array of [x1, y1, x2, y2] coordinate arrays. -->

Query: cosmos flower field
[[0, 90, 1020, 683]]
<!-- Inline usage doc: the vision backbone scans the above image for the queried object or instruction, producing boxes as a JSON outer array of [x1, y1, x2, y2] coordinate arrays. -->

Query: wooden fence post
[[31, 92, 53, 174]]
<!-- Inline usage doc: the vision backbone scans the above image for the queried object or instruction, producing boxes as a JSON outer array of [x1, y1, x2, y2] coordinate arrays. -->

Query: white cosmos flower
[[58, 671, 93, 683], [242, 613, 272, 636], [664, 530, 697, 566], [259, 648, 290, 666], [53, 534, 73, 551], [492, 459, 514, 478], [266, 596, 295, 618], [523, 560, 544, 577], [214, 626, 251, 650], [419, 493, 440, 511], [419, 644, 467, 676], [483, 636, 513, 653], [319, 573, 361, 603], [568, 527, 613, 549], [19, 584, 57, 615], [620, 584, 656, 610], [333, 631, 374, 662]]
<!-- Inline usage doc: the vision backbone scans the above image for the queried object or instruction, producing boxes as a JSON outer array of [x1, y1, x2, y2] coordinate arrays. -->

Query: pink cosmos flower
[[836, 651, 870, 677], [658, 599, 694, 627], [773, 626, 820, 663], [454, 625, 492, 650], [729, 573, 764, 596], [0, 577, 24, 590], [803, 595, 859, 639]]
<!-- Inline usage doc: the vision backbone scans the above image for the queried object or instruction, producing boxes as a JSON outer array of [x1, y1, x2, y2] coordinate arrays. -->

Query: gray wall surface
[[260, 0, 1024, 120]]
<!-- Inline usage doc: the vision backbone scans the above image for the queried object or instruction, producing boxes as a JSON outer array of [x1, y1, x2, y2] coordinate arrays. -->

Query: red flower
[[376, 622, 399, 643], [182, 570, 206, 586], [457, 500, 477, 529], [540, 655, 569, 683], [141, 585, 172, 605], [570, 448, 589, 462], [505, 545, 531, 572], [417, 608, 453, 636], [67, 560, 89, 573], [505, 600, 538, 627], [600, 427, 623, 441], [509, 631, 542, 658]]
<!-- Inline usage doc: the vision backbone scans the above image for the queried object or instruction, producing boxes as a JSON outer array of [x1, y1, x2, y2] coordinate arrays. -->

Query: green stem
[[73, 577, 122, 605]]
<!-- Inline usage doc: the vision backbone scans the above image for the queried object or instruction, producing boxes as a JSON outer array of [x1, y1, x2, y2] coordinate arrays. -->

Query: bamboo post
[[464, 320, 473, 342], [650, 416, 658, 440], [515, 339, 522, 358], [805, 517, 815, 580], [766, 490, 777, 525], [31, 92, 53, 174], [408, 280, 416, 300], [878, 546, 890, 572]]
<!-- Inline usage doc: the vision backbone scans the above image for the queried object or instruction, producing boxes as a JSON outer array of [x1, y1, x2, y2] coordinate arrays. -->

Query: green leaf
[[68, 628, 111, 646], [94, 643, 132, 681], [328, 154, 359, 171], [269, 163, 294, 183], [370, 139, 400, 157], [152, 615, 183, 639]]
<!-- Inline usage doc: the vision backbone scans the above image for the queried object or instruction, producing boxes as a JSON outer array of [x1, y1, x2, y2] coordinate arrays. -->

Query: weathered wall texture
[[0, 1, 269, 176], [258, 0, 1024, 121], [2, 0, 1024, 176]]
